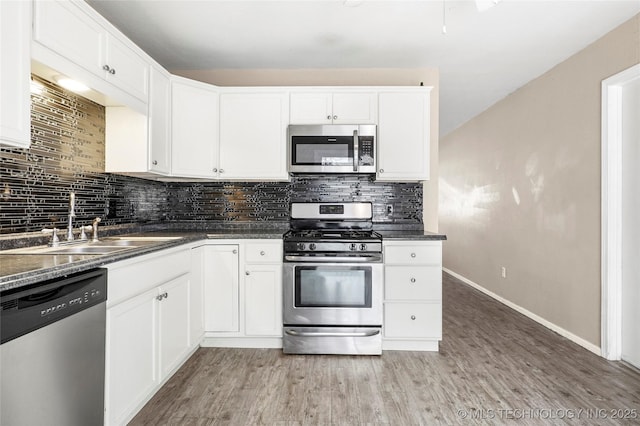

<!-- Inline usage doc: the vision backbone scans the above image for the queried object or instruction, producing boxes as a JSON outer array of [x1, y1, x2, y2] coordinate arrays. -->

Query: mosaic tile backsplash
[[0, 75, 422, 235]]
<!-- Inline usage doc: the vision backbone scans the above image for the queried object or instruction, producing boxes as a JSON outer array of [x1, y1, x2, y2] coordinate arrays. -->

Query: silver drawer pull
[[260, 251, 265, 256], [411, 315, 416, 320], [411, 253, 416, 258], [410, 278, 416, 283], [232, 249, 237, 254], [245, 271, 250, 276], [285, 329, 380, 338], [156, 295, 163, 301]]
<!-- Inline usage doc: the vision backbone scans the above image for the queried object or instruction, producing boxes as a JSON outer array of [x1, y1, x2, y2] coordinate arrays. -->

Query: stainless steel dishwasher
[[1, 268, 107, 426]]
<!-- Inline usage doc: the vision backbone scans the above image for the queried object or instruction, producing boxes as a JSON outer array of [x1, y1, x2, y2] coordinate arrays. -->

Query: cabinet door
[[104, 34, 149, 102], [158, 275, 191, 379], [289, 92, 332, 124], [171, 78, 219, 178], [0, 0, 31, 148], [377, 91, 430, 181], [106, 288, 158, 426], [219, 92, 289, 180], [244, 264, 283, 337], [203, 245, 240, 332], [332, 93, 377, 124], [32, 0, 105, 79], [148, 65, 171, 174]]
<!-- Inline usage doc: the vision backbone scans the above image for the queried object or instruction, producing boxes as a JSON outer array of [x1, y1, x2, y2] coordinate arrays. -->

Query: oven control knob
[[360, 243, 367, 251], [297, 243, 306, 251], [309, 243, 317, 251], [350, 243, 357, 251]]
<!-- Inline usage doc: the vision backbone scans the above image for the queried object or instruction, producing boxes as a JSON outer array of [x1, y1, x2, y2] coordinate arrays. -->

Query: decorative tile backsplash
[[0, 75, 422, 235]]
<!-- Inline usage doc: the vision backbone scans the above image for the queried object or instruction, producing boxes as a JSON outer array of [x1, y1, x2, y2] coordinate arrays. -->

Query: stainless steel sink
[[1, 236, 183, 255]]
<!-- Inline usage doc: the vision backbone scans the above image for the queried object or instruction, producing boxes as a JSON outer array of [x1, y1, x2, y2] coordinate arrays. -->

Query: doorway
[[601, 64, 640, 367]]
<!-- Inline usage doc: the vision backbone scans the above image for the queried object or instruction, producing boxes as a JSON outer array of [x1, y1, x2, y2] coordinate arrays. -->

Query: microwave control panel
[[359, 137, 375, 165]]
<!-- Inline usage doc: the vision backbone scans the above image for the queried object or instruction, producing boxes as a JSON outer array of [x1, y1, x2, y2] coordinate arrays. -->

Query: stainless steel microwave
[[287, 124, 376, 174]]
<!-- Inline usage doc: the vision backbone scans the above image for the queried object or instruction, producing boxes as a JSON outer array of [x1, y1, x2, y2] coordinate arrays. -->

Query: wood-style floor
[[130, 273, 640, 425]]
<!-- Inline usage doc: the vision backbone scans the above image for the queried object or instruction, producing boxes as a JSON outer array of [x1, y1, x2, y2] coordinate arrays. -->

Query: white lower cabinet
[[382, 240, 442, 351], [200, 245, 240, 332], [105, 248, 197, 426], [199, 240, 283, 348]]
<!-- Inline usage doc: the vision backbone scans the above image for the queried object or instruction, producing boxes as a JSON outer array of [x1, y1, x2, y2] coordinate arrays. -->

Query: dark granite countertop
[[0, 224, 444, 292], [377, 230, 447, 241], [0, 228, 285, 292]]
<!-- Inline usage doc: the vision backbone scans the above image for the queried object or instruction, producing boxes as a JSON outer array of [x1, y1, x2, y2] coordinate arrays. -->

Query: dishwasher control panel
[[42, 288, 104, 318], [1, 268, 107, 344]]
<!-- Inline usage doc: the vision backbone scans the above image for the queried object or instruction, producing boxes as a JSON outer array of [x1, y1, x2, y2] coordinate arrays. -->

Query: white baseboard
[[443, 268, 602, 356]]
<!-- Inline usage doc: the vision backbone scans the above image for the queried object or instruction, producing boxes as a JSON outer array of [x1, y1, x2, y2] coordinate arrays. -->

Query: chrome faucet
[[91, 217, 102, 242], [66, 192, 76, 241]]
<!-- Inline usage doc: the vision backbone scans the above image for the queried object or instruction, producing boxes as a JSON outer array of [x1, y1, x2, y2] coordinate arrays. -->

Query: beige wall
[[439, 14, 640, 347], [172, 68, 440, 231]]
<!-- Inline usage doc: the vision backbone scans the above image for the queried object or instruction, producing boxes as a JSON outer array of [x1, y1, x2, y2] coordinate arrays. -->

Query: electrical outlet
[[501, 266, 507, 278], [386, 204, 394, 215]]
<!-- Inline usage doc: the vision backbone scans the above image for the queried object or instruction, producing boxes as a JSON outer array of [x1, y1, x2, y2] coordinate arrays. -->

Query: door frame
[[601, 63, 640, 360]]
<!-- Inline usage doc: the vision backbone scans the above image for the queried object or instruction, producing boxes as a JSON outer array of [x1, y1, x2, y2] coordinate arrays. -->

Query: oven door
[[283, 261, 383, 326]]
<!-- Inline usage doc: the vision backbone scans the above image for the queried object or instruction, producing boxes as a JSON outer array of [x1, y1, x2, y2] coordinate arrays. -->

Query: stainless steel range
[[282, 202, 383, 355]]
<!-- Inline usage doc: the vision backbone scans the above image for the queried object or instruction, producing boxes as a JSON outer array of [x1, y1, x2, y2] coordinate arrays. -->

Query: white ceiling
[[86, 0, 640, 136]]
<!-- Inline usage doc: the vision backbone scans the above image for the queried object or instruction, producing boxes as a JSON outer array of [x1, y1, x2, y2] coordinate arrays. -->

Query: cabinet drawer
[[385, 266, 441, 301], [384, 244, 442, 265], [245, 242, 282, 263], [384, 302, 441, 339], [108, 249, 190, 306]]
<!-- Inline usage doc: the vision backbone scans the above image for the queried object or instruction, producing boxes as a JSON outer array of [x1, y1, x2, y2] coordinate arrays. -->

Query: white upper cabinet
[[148, 65, 171, 174], [32, 0, 149, 111], [103, 34, 150, 102], [290, 91, 377, 124], [219, 90, 289, 180], [0, 0, 31, 148], [377, 89, 431, 181], [171, 77, 219, 178]]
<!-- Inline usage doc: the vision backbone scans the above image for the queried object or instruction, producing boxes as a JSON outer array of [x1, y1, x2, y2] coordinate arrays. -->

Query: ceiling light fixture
[[53, 75, 90, 92]]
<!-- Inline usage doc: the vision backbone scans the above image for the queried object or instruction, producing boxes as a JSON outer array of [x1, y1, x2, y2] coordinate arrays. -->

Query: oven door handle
[[284, 255, 382, 263], [285, 329, 381, 338]]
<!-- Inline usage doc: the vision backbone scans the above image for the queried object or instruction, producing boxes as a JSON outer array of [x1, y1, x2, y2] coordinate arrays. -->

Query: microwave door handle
[[353, 129, 359, 172]]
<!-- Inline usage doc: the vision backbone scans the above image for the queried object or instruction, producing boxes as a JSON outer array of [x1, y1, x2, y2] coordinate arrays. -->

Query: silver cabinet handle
[[245, 271, 250, 275], [352, 129, 359, 172], [285, 329, 380, 338], [156, 294, 164, 301], [327, 115, 331, 120], [411, 315, 416, 320], [219, 169, 224, 173], [379, 169, 384, 173], [232, 249, 237, 254], [163, 292, 168, 299], [152, 160, 158, 165], [411, 253, 416, 258], [102, 64, 110, 72], [410, 277, 416, 283], [333, 115, 337, 120], [212, 168, 218, 173], [109, 68, 116, 75], [260, 251, 265, 256]]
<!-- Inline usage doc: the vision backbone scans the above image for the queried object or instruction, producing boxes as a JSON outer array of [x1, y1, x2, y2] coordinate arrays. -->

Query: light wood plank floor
[[130, 272, 640, 425]]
